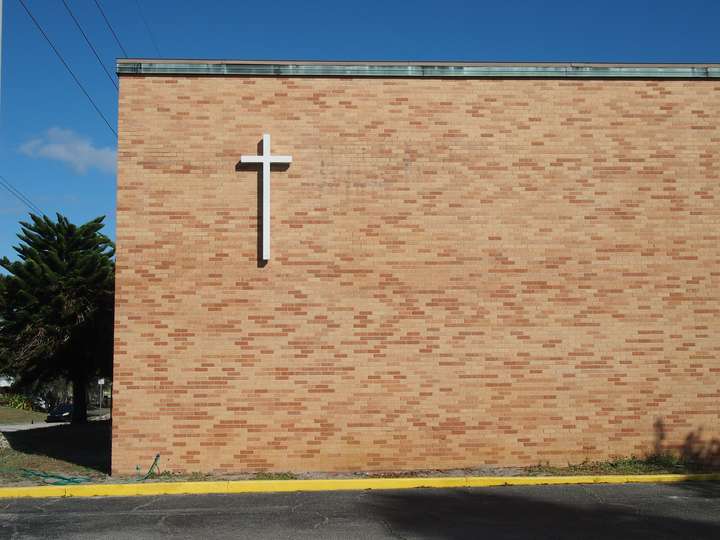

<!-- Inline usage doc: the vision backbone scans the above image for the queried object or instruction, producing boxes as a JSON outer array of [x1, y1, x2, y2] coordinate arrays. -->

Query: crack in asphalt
[[131, 495, 160, 513], [289, 493, 305, 514], [379, 518, 408, 540], [158, 513, 169, 529], [31, 497, 63, 514], [583, 485, 647, 518], [312, 511, 330, 529], [9, 521, 20, 540]]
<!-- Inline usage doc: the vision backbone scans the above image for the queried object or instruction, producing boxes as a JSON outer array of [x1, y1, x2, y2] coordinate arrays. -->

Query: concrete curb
[[1, 473, 718, 499]]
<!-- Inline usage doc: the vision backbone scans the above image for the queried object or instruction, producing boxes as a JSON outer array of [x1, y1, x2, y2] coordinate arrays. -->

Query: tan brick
[[112, 75, 720, 475]]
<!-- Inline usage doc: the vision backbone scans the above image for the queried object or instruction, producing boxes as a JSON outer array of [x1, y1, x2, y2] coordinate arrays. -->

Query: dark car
[[46, 403, 73, 422], [31, 396, 48, 412]]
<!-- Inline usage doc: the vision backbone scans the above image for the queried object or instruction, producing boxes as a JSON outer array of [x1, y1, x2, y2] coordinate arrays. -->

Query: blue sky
[[0, 0, 719, 260]]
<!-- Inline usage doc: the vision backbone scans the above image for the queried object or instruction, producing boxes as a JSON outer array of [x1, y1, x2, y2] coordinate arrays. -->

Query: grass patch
[[0, 448, 103, 483], [145, 471, 216, 482], [525, 454, 714, 476], [140, 470, 176, 480], [0, 406, 47, 425], [129, 470, 298, 482], [0, 421, 110, 485], [253, 472, 297, 480], [185, 471, 214, 482]]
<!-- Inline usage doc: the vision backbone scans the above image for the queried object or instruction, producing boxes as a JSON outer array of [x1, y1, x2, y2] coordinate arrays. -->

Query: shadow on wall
[[2, 421, 110, 474], [364, 483, 720, 540], [650, 419, 720, 501], [653, 418, 720, 471]]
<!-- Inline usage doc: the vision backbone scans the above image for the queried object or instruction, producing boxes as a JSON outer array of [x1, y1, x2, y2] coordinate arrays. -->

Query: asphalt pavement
[[1, 481, 719, 539]]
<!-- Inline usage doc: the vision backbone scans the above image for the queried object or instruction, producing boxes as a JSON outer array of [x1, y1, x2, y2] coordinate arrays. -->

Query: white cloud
[[20, 128, 116, 174]]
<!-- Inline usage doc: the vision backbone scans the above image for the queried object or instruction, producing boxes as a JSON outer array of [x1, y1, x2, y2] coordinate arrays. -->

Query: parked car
[[31, 396, 48, 412], [46, 403, 73, 422]]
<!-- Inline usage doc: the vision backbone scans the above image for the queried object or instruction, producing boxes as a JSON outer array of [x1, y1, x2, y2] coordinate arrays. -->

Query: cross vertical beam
[[262, 134, 271, 261], [240, 133, 292, 261]]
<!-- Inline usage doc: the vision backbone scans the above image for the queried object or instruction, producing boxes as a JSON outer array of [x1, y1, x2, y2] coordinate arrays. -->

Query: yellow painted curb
[[0, 473, 718, 499]]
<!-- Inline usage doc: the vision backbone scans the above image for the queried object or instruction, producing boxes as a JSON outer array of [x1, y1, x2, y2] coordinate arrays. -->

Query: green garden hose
[[0, 454, 161, 485], [19, 468, 92, 485], [138, 453, 161, 480], [0, 466, 92, 485]]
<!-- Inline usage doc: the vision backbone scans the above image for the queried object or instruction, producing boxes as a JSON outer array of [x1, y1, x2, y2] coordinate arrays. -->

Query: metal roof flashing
[[116, 60, 720, 79]]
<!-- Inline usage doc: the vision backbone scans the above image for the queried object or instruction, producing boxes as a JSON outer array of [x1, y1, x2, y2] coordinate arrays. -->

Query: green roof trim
[[117, 60, 720, 79]]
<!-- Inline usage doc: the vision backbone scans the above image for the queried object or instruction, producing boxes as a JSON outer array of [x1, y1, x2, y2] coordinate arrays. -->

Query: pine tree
[[0, 214, 114, 423]]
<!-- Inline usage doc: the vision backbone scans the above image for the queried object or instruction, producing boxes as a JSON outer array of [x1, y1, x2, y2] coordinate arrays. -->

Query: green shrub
[[3, 393, 33, 411]]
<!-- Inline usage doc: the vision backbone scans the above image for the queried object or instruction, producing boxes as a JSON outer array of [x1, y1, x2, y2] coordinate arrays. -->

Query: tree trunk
[[71, 372, 88, 423]]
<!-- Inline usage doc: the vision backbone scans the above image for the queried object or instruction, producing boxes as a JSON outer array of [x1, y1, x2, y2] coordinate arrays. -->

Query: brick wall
[[113, 75, 720, 475]]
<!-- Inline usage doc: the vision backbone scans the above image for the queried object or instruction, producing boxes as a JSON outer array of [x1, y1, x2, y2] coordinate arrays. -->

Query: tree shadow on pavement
[[675, 480, 720, 500], [365, 484, 720, 540], [3, 420, 110, 473]]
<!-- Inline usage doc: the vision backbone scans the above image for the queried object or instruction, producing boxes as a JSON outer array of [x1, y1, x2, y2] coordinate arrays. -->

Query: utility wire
[[0, 174, 44, 215], [60, 0, 118, 90], [93, 0, 128, 57], [0, 177, 42, 214], [17, 0, 117, 137], [133, 0, 161, 56], [0, 175, 44, 215]]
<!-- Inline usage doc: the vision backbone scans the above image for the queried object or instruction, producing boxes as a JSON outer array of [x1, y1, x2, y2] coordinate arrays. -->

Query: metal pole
[[0, 0, 4, 116]]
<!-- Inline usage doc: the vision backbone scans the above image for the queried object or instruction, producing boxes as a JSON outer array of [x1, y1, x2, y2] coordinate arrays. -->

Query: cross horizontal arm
[[240, 155, 293, 164], [240, 155, 264, 163]]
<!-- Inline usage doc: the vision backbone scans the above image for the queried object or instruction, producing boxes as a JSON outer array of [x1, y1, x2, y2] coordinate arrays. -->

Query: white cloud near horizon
[[20, 128, 116, 175]]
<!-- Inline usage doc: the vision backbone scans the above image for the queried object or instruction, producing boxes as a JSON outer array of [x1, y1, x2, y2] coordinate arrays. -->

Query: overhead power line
[[133, 0, 161, 56], [93, 0, 128, 58], [0, 174, 44, 215], [60, 0, 118, 90], [1, 0, 4, 117], [17, 0, 117, 137]]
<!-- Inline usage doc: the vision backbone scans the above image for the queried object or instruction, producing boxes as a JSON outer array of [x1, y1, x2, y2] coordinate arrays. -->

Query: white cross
[[240, 133, 292, 261]]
